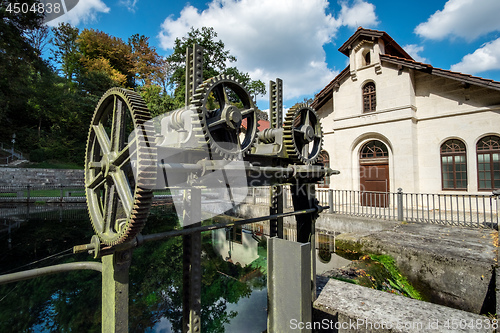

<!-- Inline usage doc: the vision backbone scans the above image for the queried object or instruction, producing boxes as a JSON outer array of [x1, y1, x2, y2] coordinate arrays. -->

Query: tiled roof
[[338, 27, 413, 60], [311, 66, 350, 110], [380, 54, 500, 91], [312, 38, 500, 111], [257, 119, 270, 131], [241, 118, 270, 131]]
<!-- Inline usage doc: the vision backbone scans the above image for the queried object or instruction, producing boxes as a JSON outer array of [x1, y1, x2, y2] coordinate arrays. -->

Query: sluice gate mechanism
[[0, 44, 337, 333]]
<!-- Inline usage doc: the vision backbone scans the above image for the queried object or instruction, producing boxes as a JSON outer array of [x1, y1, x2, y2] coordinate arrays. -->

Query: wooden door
[[360, 164, 389, 207]]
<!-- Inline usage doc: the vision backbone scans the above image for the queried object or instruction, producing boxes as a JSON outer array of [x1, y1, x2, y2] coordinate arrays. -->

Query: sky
[[45, 0, 500, 111]]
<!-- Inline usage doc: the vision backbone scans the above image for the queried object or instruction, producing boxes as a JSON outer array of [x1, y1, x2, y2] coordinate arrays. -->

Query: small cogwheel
[[191, 74, 258, 159], [283, 103, 323, 164]]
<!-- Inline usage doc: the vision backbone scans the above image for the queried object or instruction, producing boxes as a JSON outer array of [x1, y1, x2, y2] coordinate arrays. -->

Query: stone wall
[[0, 168, 84, 187], [313, 279, 494, 333], [235, 203, 497, 314]]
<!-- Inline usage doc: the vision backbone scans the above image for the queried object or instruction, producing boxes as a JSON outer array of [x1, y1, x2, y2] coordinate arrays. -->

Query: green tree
[[129, 34, 166, 87], [225, 67, 266, 101], [166, 27, 265, 106], [50, 23, 80, 82], [0, 0, 44, 127], [24, 24, 49, 55], [138, 85, 177, 118]]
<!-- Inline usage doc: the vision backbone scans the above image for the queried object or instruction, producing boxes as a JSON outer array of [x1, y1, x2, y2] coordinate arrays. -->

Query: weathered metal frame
[[0, 45, 330, 333], [0, 193, 325, 333]]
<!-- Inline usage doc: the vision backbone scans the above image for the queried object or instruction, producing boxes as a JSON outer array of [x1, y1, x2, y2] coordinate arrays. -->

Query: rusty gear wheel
[[283, 103, 323, 165], [85, 88, 156, 246], [191, 74, 258, 159]]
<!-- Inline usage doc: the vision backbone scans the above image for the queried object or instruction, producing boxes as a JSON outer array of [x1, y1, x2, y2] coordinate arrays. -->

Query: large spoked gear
[[191, 74, 258, 159], [284, 103, 323, 165], [85, 88, 157, 246]]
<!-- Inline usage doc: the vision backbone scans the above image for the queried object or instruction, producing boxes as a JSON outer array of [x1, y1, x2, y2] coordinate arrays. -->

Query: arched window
[[362, 82, 376, 113], [318, 150, 330, 188], [441, 139, 467, 190], [360, 140, 388, 160], [477, 135, 500, 190]]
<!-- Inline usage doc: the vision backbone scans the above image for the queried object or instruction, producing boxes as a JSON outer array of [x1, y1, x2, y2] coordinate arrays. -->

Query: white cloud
[[119, 0, 139, 13], [47, 0, 110, 27], [339, 0, 378, 28], [402, 44, 428, 63], [158, 0, 378, 103], [450, 38, 500, 74], [415, 0, 500, 41]]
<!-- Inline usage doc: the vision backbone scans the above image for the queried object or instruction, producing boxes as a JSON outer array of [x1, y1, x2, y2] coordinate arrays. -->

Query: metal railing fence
[[2, 184, 498, 229], [0, 142, 25, 164], [243, 186, 499, 229], [0, 185, 86, 202], [318, 188, 499, 229]]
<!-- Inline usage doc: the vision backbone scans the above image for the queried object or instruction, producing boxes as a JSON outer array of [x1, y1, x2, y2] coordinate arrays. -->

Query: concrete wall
[[236, 203, 497, 314], [344, 223, 496, 314], [0, 168, 84, 186], [313, 279, 494, 333], [236, 201, 497, 329]]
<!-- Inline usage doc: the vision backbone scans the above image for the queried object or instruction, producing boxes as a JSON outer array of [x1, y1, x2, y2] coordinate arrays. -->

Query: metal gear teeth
[[85, 88, 156, 246], [190, 75, 257, 160], [283, 103, 323, 165]]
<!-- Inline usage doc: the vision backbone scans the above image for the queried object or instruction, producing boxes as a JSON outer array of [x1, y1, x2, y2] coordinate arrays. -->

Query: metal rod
[[0, 262, 103, 285], [160, 161, 298, 175], [140, 207, 321, 244], [160, 162, 203, 173], [469, 195, 473, 227], [433, 194, 436, 223]]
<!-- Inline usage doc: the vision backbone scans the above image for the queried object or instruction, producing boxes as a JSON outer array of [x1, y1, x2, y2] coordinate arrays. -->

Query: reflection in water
[[0, 204, 101, 332], [316, 232, 351, 275], [0, 204, 349, 332], [0, 205, 269, 333], [243, 223, 351, 275], [212, 226, 259, 267], [0, 203, 87, 250]]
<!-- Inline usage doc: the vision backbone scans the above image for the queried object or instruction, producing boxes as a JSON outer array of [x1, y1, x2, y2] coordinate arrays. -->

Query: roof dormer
[[339, 27, 413, 81]]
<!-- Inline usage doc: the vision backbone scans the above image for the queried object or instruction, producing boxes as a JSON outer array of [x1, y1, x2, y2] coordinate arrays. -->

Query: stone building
[[312, 27, 500, 199]]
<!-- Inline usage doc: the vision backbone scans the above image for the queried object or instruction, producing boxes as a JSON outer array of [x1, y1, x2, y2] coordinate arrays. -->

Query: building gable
[[312, 28, 500, 114]]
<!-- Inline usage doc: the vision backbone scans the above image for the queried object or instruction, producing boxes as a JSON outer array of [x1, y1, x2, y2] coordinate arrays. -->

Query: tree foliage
[[0, 207, 267, 332], [77, 28, 134, 87], [1, 17, 264, 166], [166, 27, 265, 106], [0, 0, 44, 124], [50, 23, 80, 82], [0, 17, 169, 164], [129, 34, 167, 87]]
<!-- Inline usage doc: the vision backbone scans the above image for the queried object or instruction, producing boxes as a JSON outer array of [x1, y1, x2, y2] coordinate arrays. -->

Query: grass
[[153, 190, 172, 196], [0, 189, 85, 197], [22, 160, 83, 169], [329, 251, 424, 301]]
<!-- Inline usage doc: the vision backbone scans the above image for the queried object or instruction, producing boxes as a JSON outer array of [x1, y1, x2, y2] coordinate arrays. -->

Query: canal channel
[[0, 203, 345, 332]]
